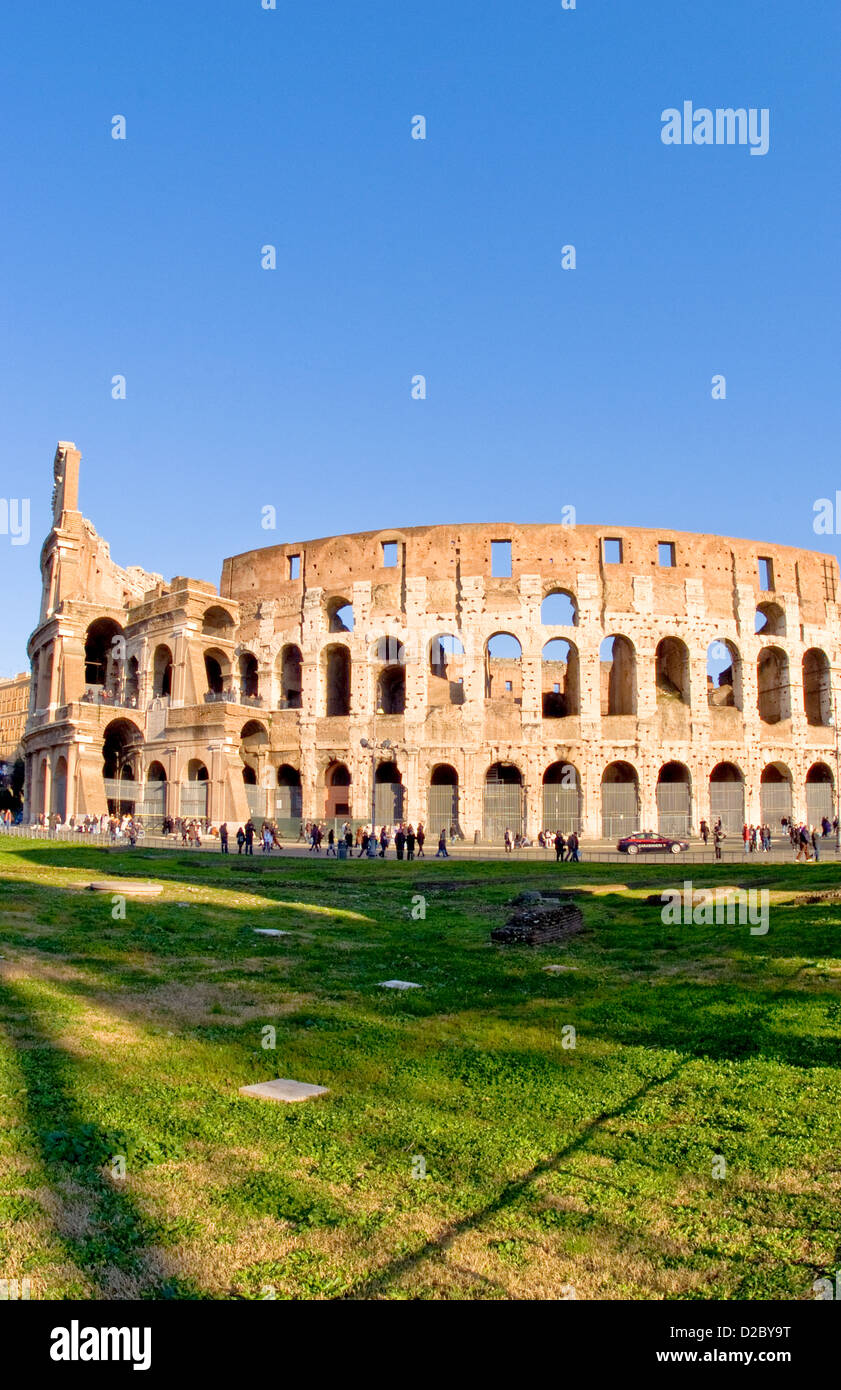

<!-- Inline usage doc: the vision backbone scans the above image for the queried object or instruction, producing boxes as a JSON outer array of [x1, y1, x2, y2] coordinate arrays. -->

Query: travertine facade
[[23, 441, 841, 839], [0, 672, 29, 767]]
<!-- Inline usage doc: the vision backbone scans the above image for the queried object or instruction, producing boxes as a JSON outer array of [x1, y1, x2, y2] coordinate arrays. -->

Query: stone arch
[[655, 636, 690, 705], [541, 760, 582, 834], [182, 758, 209, 820], [540, 589, 578, 627], [707, 638, 742, 709], [101, 717, 142, 780], [125, 654, 140, 705], [428, 763, 460, 835], [541, 639, 579, 717], [429, 634, 465, 707], [143, 760, 167, 824], [760, 761, 793, 826], [806, 761, 835, 827], [601, 760, 639, 838], [276, 763, 303, 821], [755, 602, 786, 637], [656, 761, 691, 836], [600, 635, 637, 716], [757, 646, 790, 723], [278, 644, 302, 709], [202, 605, 235, 637], [324, 644, 350, 716], [483, 761, 524, 841], [485, 633, 522, 701], [242, 765, 257, 785], [374, 759, 404, 824], [802, 648, 831, 726], [327, 597, 354, 633], [84, 617, 123, 689], [377, 665, 405, 714], [204, 647, 231, 696], [709, 761, 745, 835], [151, 644, 173, 699], [53, 755, 68, 821], [238, 651, 259, 700]]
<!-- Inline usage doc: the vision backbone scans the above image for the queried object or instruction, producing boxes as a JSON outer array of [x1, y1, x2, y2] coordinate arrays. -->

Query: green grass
[[0, 839, 839, 1300]]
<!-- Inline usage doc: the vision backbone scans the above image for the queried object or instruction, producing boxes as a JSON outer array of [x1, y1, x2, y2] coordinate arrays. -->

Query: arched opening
[[757, 646, 790, 723], [655, 637, 690, 705], [803, 648, 831, 726], [242, 765, 257, 785], [325, 761, 352, 818], [142, 761, 167, 825], [374, 760, 404, 824], [377, 665, 405, 714], [125, 655, 140, 706], [239, 652, 259, 700], [601, 761, 639, 838], [204, 648, 231, 698], [202, 606, 235, 637], [428, 763, 460, 835], [656, 761, 691, 836], [540, 590, 578, 627], [707, 639, 742, 709], [152, 644, 173, 699], [102, 719, 142, 814], [278, 644, 302, 709], [806, 762, 835, 827], [276, 764, 303, 821], [709, 762, 745, 835], [182, 759, 209, 820], [755, 602, 786, 637], [600, 635, 636, 716], [327, 598, 354, 633], [429, 634, 465, 706], [760, 762, 793, 826], [483, 762, 524, 841], [324, 644, 351, 716], [542, 761, 582, 834], [541, 639, 579, 717], [52, 755, 68, 821], [84, 618, 123, 690], [485, 633, 522, 702]]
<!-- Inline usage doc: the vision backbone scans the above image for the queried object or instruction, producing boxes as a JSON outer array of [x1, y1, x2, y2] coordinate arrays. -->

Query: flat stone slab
[[87, 880, 163, 897], [239, 1078, 329, 1103], [379, 979, 421, 990], [253, 928, 290, 936], [543, 965, 578, 974]]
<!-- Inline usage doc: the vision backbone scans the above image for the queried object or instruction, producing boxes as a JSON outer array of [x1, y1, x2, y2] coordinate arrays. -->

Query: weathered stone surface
[[492, 901, 584, 945], [253, 928, 289, 936], [379, 979, 421, 990], [239, 1078, 329, 1103], [22, 442, 841, 841]]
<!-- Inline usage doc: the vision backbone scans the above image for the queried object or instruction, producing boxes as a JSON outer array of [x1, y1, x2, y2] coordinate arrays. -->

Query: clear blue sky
[[1, 0, 839, 674]]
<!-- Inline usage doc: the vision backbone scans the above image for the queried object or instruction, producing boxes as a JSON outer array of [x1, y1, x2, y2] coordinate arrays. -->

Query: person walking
[[713, 824, 723, 860], [796, 824, 811, 862], [359, 828, 369, 858], [436, 828, 449, 858], [395, 826, 406, 860], [504, 827, 512, 854], [416, 823, 426, 857], [811, 826, 821, 862], [406, 825, 416, 860], [326, 828, 336, 856], [220, 822, 229, 853], [379, 826, 388, 858], [244, 819, 255, 855], [236, 825, 245, 854], [700, 819, 709, 846], [555, 832, 566, 862], [567, 830, 580, 863], [742, 823, 750, 854]]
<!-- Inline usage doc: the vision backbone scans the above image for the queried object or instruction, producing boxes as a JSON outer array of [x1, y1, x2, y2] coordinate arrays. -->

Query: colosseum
[[22, 441, 841, 842]]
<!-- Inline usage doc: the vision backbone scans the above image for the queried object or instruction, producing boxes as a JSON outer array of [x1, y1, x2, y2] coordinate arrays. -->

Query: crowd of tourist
[[296, 820, 452, 858]]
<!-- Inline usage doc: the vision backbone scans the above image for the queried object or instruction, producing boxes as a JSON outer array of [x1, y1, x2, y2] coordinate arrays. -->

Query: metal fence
[[656, 782, 691, 836], [180, 782, 208, 818], [759, 780, 792, 825], [541, 785, 583, 834], [806, 782, 834, 826], [482, 784, 524, 841], [428, 785, 459, 835], [709, 781, 745, 835], [374, 782, 405, 824], [601, 783, 639, 838]]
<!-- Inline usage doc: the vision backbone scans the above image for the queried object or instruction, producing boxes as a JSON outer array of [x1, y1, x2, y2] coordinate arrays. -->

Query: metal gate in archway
[[709, 780, 744, 835], [656, 782, 691, 836], [806, 781, 834, 826], [601, 783, 639, 838], [374, 782, 405, 825], [483, 784, 524, 841], [759, 780, 792, 826], [181, 781, 209, 819], [428, 785, 459, 835], [541, 785, 583, 835], [138, 778, 167, 826]]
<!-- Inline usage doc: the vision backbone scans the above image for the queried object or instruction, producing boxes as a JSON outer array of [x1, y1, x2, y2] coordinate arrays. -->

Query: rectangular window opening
[[603, 537, 623, 565], [491, 540, 512, 577], [758, 556, 774, 591], [658, 541, 676, 568], [288, 554, 301, 580], [382, 541, 398, 567]]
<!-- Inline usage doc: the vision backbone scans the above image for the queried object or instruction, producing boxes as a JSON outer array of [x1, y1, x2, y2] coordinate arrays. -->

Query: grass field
[[1, 839, 839, 1301]]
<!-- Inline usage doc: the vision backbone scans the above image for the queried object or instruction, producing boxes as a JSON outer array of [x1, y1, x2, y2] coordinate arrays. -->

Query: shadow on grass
[[0, 974, 205, 1299]]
